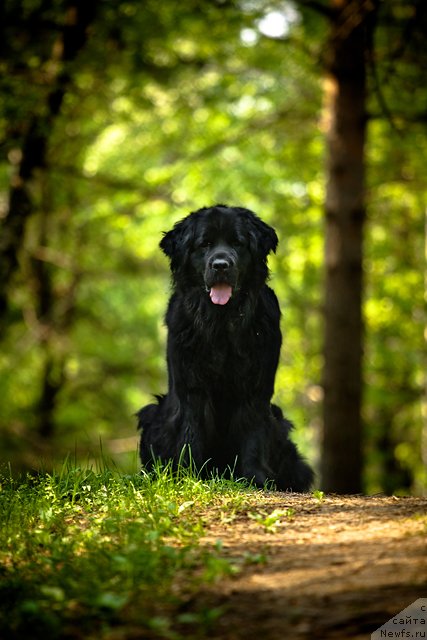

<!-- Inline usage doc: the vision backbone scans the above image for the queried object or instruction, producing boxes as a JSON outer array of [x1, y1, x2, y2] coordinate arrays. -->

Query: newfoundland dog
[[138, 204, 313, 491]]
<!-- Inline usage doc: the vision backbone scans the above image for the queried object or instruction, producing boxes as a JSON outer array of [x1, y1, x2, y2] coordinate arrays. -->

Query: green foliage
[[312, 489, 324, 503], [249, 507, 296, 532], [364, 119, 427, 494]]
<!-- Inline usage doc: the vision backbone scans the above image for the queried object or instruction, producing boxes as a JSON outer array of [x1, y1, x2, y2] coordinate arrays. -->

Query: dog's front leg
[[231, 406, 274, 487], [166, 390, 215, 472]]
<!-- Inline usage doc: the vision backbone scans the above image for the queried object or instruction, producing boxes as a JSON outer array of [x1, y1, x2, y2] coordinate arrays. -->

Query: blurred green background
[[1, 0, 426, 494]]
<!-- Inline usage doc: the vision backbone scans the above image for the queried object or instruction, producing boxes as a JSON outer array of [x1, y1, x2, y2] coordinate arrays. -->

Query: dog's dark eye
[[200, 240, 212, 248], [233, 238, 245, 247]]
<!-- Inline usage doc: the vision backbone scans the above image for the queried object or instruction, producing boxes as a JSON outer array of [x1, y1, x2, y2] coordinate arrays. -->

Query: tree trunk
[[321, 0, 375, 493], [0, 2, 96, 325]]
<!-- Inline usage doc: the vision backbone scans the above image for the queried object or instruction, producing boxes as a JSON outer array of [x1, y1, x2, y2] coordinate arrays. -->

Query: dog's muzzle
[[205, 250, 238, 305]]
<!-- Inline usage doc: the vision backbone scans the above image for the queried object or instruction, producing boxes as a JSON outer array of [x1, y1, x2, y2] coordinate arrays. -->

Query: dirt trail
[[198, 494, 427, 639]]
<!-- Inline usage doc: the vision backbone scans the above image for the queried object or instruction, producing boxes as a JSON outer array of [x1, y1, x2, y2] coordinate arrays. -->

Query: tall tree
[[320, 0, 377, 493], [0, 1, 96, 324]]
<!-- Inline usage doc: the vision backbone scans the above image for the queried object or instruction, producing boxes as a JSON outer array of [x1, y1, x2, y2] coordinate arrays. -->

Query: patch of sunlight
[[257, 3, 300, 39], [240, 28, 259, 46], [84, 125, 128, 176], [307, 180, 324, 204], [126, 201, 172, 258], [231, 94, 273, 118]]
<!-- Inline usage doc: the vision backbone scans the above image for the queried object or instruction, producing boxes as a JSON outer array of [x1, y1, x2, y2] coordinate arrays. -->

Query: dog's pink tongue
[[209, 284, 232, 305]]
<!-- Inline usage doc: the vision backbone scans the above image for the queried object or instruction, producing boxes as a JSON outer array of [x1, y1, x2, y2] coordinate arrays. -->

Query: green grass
[[0, 462, 258, 640], [248, 506, 295, 532]]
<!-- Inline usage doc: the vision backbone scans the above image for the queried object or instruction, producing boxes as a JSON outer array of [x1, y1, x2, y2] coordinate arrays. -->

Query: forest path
[[197, 494, 426, 639]]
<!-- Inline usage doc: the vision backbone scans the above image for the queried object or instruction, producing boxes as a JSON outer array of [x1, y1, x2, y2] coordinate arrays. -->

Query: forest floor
[[1, 471, 426, 639], [191, 493, 427, 640]]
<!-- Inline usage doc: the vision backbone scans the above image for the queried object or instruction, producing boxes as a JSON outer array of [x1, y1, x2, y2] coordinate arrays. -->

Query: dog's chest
[[202, 329, 254, 383]]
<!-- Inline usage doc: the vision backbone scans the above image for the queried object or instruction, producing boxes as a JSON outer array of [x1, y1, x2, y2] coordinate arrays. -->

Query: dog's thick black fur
[[138, 205, 313, 491]]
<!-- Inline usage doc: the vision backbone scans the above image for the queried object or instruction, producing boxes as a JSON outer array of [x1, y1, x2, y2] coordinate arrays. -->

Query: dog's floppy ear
[[239, 208, 278, 257], [253, 217, 278, 256], [160, 216, 194, 261], [159, 229, 176, 258]]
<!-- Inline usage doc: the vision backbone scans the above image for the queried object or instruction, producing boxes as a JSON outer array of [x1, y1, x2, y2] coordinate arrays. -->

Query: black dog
[[138, 205, 313, 491]]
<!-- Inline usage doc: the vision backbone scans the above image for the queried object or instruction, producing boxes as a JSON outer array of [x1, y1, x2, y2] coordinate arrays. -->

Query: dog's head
[[160, 205, 278, 305]]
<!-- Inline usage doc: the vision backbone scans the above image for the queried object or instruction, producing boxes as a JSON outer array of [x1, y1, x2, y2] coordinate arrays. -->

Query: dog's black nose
[[212, 258, 230, 271]]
